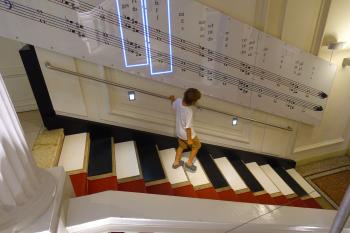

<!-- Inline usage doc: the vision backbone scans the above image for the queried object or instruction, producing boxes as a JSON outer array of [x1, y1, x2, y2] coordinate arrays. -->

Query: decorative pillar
[[0, 74, 56, 232]]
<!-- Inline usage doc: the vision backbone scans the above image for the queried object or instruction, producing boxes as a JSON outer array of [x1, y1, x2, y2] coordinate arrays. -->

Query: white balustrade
[[0, 74, 56, 232]]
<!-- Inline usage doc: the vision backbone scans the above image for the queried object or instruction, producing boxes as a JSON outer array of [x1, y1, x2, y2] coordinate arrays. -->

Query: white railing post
[[0, 74, 57, 232]]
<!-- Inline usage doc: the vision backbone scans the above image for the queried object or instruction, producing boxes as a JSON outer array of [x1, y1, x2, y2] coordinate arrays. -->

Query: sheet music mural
[[0, 0, 337, 125]]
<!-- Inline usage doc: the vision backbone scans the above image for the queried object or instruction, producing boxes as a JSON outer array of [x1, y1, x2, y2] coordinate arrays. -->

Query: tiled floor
[[17, 110, 44, 150], [297, 156, 350, 209], [312, 170, 350, 206], [297, 156, 350, 177]]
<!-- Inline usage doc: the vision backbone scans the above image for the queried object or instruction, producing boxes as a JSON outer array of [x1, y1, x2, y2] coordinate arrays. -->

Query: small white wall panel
[[0, 0, 337, 125], [181, 152, 210, 189], [245, 162, 281, 196], [114, 141, 141, 181], [287, 168, 321, 198], [158, 148, 188, 186], [213, 157, 248, 193], [58, 133, 87, 172], [260, 164, 295, 197]]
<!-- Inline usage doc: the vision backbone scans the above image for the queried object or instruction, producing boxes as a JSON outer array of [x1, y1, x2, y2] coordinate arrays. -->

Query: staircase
[[51, 129, 321, 210]]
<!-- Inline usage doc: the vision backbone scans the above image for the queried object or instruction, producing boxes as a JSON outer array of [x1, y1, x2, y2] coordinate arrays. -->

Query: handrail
[[45, 62, 293, 131]]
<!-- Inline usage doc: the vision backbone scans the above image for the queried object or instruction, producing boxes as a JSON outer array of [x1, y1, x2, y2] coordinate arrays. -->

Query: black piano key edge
[[197, 145, 229, 190], [88, 137, 113, 177], [226, 156, 264, 193], [134, 139, 167, 183], [207, 143, 295, 168], [272, 166, 308, 197], [206, 145, 265, 193]]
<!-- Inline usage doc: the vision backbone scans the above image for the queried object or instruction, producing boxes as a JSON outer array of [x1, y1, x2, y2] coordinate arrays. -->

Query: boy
[[169, 88, 202, 172]]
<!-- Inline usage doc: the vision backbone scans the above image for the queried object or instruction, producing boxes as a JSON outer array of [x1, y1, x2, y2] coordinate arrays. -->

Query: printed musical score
[[0, 0, 337, 125]]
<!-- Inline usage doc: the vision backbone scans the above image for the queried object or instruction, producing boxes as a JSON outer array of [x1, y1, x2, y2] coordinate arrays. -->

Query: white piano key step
[[58, 133, 89, 174], [260, 164, 296, 198], [214, 157, 249, 193], [245, 162, 281, 197], [158, 148, 189, 188], [115, 141, 142, 183], [287, 168, 321, 198], [181, 152, 211, 190]]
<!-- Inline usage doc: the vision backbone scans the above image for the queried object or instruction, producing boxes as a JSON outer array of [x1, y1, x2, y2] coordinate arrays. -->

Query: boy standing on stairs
[[169, 88, 202, 172]]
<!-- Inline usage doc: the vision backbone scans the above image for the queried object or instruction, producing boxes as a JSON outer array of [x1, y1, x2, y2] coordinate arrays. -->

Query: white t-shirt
[[172, 98, 196, 140]]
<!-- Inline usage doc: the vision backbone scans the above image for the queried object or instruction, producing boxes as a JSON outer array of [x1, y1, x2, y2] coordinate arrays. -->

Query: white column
[[0, 74, 56, 232], [329, 185, 350, 233]]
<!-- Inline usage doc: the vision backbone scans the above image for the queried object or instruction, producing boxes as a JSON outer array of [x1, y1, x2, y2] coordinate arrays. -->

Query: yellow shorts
[[178, 136, 201, 151]]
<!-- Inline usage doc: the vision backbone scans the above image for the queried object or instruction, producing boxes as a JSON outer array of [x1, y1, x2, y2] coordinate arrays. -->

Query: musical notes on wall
[[0, 0, 337, 125]]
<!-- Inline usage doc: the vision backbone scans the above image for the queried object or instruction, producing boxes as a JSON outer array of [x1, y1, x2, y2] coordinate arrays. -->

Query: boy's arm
[[186, 128, 193, 145]]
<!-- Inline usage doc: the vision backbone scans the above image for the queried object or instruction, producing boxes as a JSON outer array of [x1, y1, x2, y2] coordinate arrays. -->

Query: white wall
[[195, 0, 350, 162], [38, 48, 296, 157], [0, 36, 37, 112], [27, 0, 350, 162], [290, 0, 350, 162]]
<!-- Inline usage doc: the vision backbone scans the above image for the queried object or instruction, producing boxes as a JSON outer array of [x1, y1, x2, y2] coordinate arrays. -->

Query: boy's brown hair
[[183, 88, 201, 106]]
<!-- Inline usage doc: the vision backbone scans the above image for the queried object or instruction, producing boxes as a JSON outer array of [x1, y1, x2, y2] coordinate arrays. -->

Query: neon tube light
[[143, 0, 173, 75], [115, 0, 149, 67]]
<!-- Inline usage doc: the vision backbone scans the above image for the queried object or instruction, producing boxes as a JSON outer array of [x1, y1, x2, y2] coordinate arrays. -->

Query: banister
[[44, 62, 293, 131]]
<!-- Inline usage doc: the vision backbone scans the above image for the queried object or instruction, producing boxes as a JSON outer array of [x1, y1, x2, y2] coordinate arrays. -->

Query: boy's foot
[[185, 162, 197, 172], [172, 160, 184, 169]]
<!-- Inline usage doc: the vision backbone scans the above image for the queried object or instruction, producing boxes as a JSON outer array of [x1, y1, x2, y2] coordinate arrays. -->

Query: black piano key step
[[135, 139, 167, 184], [197, 145, 229, 190], [272, 166, 308, 198], [226, 157, 265, 195], [88, 137, 114, 177]]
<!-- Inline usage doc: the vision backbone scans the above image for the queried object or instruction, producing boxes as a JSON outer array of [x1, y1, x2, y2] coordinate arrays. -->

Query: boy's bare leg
[[173, 146, 184, 165], [186, 148, 199, 166]]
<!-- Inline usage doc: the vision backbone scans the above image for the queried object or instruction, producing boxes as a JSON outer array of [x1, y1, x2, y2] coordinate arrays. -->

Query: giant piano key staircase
[[40, 128, 322, 210]]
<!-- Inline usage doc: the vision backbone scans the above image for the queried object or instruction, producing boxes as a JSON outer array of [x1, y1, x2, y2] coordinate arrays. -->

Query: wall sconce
[[342, 58, 350, 68], [232, 116, 238, 126], [327, 42, 346, 50], [128, 91, 136, 101], [328, 42, 347, 62]]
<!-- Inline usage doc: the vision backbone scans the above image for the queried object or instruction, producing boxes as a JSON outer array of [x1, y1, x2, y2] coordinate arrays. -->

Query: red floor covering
[[273, 195, 290, 205], [237, 192, 257, 203], [303, 198, 321, 208], [196, 187, 220, 200], [72, 178, 322, 209], [173, 185, 198, 198], [218, 189, 240, 202], [146, 182, 174, 195], [255, 194, 276, 205], [118, 179, 147, 193], [70, 173, 87, 197], [88, 176, 118, 194]]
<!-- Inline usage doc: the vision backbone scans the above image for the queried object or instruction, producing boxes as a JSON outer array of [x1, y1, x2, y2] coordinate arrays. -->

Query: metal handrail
[[45, 62, 293, 131]]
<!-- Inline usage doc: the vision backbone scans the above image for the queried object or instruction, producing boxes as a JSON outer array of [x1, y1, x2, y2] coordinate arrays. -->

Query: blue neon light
[[115, 0, 149, 67], [143, 0, 173, 75]]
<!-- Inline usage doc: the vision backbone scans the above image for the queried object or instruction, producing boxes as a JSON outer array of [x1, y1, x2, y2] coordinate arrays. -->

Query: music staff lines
[[0, 1, 321, 111], [48, 0, 327, 100], [155, 53, 321, 111]]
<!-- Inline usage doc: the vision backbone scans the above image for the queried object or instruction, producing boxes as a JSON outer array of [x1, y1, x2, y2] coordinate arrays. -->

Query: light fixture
[[342, 58, 350, 68], [128, 91, 136, 101], [232, 116, 238, 126], [327, 41, 347, 62], [327, 42, 346, 50], [115, 0, 149, 67], [143, 0, 173, 75]]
